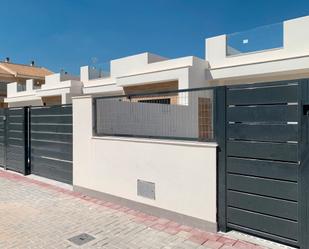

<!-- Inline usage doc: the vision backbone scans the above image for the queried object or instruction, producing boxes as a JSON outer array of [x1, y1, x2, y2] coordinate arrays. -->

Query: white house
[[72, 15, 309, 236], [5, 72, 82, 107], [206, 15, 309, 85], [81, 52, 210, 96]]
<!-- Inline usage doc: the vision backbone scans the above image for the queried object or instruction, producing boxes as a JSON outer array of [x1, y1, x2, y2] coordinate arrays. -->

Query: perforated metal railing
[[94, 87, 216, 141]]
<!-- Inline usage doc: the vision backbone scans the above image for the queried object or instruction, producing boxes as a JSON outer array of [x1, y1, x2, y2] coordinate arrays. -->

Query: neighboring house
[[6, 52, 209, 107], [5, 72, 82, 107], [0, 58, 53, 107], [81, 52, 209, 102]]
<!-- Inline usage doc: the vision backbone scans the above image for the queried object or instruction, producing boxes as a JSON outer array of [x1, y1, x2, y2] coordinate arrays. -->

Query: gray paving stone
[[0, 176, 187, 249], [0, 172, 283, 249]]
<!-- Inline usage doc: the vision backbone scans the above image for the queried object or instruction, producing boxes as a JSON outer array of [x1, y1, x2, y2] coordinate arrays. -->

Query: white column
[[80, 66, 90, 83], [72, 95, 93, 186]]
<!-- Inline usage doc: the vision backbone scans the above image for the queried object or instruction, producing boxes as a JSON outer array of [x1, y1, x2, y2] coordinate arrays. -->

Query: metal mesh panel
[[95, 88, 214, 141]]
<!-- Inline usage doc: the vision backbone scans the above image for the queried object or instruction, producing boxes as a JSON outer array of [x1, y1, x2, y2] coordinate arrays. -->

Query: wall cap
[[72, 95, 92, 100], [92, 136, 218, 148]]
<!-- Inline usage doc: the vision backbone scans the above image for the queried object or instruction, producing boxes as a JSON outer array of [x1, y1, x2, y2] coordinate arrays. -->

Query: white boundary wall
[[72, 95, 218, 231]]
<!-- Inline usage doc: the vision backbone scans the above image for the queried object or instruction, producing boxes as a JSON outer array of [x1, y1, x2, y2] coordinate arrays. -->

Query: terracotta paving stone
[[151, 223, 167, 231], [190, 228, 205, 236], [145, 215, 158, 221], [217, 236, 237, 246], [203, 240, 225, 249], [190, 230, 222, 242], [220, 245, 236, 249], [164, 227, 182, 235], [166, 221, 181, 228], [126, 209, 140, 215], [188, 234, 209, 245], [155, 217, 171, 225], [110, 204, 122, 209], [179, 224, 193, 232], [233, 240, 263, 249], [118, 206, 131, 212]]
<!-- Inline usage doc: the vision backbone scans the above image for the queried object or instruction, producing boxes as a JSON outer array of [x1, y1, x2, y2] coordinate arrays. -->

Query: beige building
[[0, 58, 53, 107]]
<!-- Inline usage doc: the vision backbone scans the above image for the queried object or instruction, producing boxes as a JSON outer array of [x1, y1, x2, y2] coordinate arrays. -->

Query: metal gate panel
[[226, 82, 298, 105], [30, 105, 72, 184], [227, 140, 298, 161], [5, 107, 28, 174], [227, 105, 298, 123], [227, 123, 298, 142], [224, 82, 300, 247]]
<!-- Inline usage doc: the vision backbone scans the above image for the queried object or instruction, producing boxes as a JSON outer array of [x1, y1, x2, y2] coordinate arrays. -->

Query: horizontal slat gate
[[226, 82, 300, 247], [5, 108, 27, 174], [30, 105, 72, 184]]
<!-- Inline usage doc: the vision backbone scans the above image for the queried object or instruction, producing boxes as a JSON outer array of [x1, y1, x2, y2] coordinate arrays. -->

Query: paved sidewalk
[[0, 170, 274, 249]]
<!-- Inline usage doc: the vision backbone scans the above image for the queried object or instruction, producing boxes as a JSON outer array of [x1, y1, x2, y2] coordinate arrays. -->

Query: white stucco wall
[[73, 96, 218, 228]]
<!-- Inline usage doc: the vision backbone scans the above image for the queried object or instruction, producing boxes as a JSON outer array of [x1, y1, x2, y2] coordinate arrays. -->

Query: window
[[0, 83, 7, 96], [33, 81, 42, 90], [17, 83, 26, 92]]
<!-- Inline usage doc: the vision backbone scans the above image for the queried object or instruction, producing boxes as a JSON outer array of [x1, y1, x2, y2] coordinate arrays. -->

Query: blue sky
[[0, 0, 309, 74]]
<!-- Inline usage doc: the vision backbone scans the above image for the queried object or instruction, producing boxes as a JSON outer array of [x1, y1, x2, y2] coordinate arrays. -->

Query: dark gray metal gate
[[5, 107, 29, 174], [0, 109, 5, 166], [30, 105, 72, 184], [217, 80, 309, 248]]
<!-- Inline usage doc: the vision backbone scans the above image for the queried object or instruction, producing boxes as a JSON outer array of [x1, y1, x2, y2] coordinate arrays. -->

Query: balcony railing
[[226, 22, 283, 56], [94, 87, 215, 141]]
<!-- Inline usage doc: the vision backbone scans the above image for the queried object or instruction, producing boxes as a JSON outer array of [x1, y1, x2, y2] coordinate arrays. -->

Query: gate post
[[215, 86, 227, 232], [298, 80, 309, 249], [24, 106, 31, 175]]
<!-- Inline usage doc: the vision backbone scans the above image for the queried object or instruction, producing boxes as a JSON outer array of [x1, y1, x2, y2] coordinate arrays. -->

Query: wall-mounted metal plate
[[68, 233, 95, 246], [137, 179, 155, 200]]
